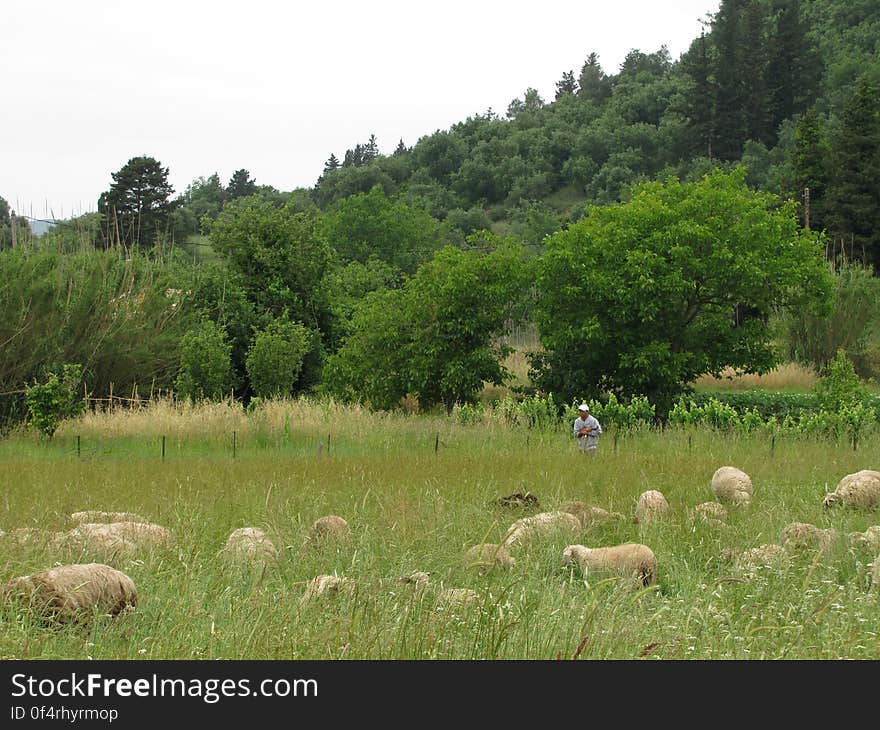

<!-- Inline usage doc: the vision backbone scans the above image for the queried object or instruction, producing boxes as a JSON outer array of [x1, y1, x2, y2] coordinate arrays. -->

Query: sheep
[[2, 563, 137, 621], [306, 515, 350, 544], [634, 490, 670, 524], [561, 543, 657, 586], [824, 470, 880, 509], [690, 502, 728, 526], [501, 511, 581, 547], [220, 527, 278, 566], [494, 492, 540, 510], [69, 511, 148, 525], [558, 501, 625, 528], [464, 543, 516, 572], [781, 522, 839, 552], [873, 557, 880, 591], [62, 521, 174, 559], [300, 575, 356, 603], [849, 526, 880, 551], [397, 571, 430, 587], [435, 588, 480, 610], [711, 466, 753, 506], [725, 544, 788, 575]]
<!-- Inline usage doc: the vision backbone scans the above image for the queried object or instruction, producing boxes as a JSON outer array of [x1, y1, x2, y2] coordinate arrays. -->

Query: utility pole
[[10, 209, 16, 248], [803, 187, 811, 230]]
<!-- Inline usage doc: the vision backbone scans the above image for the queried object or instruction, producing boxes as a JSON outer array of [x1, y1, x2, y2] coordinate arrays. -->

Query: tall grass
[[2, 398, 880, 659]]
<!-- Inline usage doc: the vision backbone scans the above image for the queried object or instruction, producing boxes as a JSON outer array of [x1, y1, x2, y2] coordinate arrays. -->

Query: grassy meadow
[[2, 397, 880, 660]]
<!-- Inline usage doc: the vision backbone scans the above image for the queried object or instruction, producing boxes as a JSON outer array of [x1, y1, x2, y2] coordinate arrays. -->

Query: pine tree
[[742, 0, 770, 145], [788, 109, 830, 232], [226, 169, 257, 200], [766, 0, 822, 145], [393, 139, 407, 156], [323, 154, 340, 174], [680, 31, 717, 158], [98, 156, 175, 248], [364, 134, 379, 162], [826, 77, 880, 270], [577, 53, 611, 106], [555, 70, 578, 100], [712, 0, 748, 160]]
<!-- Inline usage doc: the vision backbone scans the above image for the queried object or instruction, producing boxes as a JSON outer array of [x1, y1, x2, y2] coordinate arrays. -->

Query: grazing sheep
[[2, 563, 137, 621], [561, 543, 657, 586], [435, 588, 480, 610], [634, 490, 670, 524], [464, 543, 516, 572], [558, 501, 625, 528], [494, 492, 540, 510], [300, 575, 356, 603], [691, 502, 728, 526], [220, 527, 277, 565], [501, 511, 581, 547], [824, 470, 880, 509], [781, 522, 839, 552], [727, 544, 788, 574], [711, 466, 753, 506], [62, 521, 174, 559], [69, 511, 148, 525], [307, 515, 350, 544], [849, 526, 880, 551], [398, 571, 430, 587]]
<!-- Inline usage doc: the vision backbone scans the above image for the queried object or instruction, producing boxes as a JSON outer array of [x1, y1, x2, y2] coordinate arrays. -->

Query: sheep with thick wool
[[558, 501, 624, 528], [300, 575, 356, 603], [306, 515, 350, 545], [2, 563, 137, 621], [824, 470, 880, 509], [464, 543, 516, 572], [849, 526, 880, 551], [501, 511, 581, 547], [561, 543, 657, 586], [69, 511, 148, 525], [711, 466, 753, 506], [220, 527, 278, 566], [781, 522, 839, 552], [634, 490, 670, 524], [62, 521, 173, 559], [691, 502, 728, 526]]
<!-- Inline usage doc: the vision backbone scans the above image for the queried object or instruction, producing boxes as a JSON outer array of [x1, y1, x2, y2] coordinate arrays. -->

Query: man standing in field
[[573, 403, 602, 453]]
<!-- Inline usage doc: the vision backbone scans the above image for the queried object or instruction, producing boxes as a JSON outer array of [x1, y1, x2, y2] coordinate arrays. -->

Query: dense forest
[[1, 0, 878, 427]]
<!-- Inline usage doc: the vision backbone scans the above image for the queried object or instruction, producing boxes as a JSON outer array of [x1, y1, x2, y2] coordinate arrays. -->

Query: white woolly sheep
[[824, 470, 880, 509], [711, 466, 753, 506], [464, 543, 516, 571], [398, 571, 430, 587], [727, 544, 787, 574], [558, 501, 625, 528], [69, 511, 148, 525], [501, 511, 581, 547], [2, 563, 137, 621], [220, 527, 278, 565], [435, 588, 480, 610], [781, 522, 839, 552], [691, 502, 728, 526], [634, 490, 670, 524], [561, 543, 657, 586], [307, 515, 350, 544], [849, 526, 880, 551], [62, 521, 174, 559], [300, 575, 356, 603]]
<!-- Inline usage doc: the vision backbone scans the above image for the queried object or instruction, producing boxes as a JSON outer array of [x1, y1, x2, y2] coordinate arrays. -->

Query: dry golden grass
[[693, 362, 819, 392]]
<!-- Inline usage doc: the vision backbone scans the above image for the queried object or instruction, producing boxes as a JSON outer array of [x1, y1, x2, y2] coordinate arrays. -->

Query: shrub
[[25, 364, 86, 438], [245, 317, 310, 398], [175, 319, 233, 401]]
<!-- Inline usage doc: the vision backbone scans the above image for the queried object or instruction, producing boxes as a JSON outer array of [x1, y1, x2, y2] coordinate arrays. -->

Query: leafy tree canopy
[[532, 168, 832, 414]]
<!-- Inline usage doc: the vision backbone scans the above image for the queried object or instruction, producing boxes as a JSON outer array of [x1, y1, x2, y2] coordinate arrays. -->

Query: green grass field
[[2, 398, 880, 660]]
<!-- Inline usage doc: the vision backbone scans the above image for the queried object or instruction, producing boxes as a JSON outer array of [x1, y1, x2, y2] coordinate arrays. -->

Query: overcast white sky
[[2, 0, 719, 221]]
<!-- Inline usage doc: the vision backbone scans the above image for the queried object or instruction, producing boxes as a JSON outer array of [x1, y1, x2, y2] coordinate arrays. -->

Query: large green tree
[[98, 156, 175, 248], [532, 168, 832, 414], [324, 241, 528, 412]]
